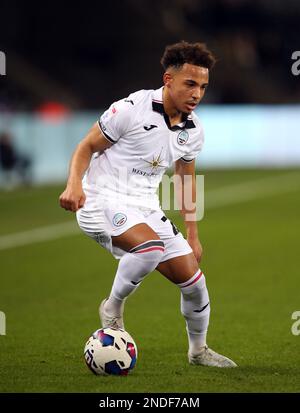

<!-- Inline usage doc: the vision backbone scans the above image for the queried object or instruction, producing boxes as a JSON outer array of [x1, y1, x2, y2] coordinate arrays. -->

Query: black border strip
[[0, 393, 298, 410]]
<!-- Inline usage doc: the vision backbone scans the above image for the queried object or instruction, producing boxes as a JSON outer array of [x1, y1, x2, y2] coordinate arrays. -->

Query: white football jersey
[[83, 87, 204, 210]]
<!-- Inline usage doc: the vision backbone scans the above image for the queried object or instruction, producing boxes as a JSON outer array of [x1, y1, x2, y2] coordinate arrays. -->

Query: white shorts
[[76, 202, 193, 262]]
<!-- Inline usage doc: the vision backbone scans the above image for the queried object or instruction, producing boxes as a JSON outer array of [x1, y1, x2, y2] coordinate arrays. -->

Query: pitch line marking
[[204, 171, 300, 209], [0, 221, 78, 251]]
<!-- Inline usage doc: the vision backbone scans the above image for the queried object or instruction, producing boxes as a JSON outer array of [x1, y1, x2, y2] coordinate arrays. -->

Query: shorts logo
[[177, 130, 189, 145], [112, 213, 127, 227]]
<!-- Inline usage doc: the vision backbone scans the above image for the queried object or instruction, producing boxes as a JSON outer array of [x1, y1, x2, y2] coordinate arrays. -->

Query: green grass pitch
[[0, 169, 300, 392]]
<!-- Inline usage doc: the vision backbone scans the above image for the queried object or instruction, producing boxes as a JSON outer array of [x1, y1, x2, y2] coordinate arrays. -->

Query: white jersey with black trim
[[83, 86, 204, 210]]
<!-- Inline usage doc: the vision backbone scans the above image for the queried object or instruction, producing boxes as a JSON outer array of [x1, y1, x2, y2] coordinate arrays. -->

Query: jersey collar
[[152, 87, 196, 130]]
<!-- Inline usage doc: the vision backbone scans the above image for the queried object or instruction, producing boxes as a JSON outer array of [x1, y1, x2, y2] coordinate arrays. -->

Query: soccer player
[[59, 41, 237, 367]]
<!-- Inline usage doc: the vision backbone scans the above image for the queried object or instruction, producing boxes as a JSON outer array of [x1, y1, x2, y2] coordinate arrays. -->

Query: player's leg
[[100, 223, 165, 329], [156, 254, 237, 367], [77, 203, 165, 329], [109, 222, 165, 301], [157, 253, 210, 354]]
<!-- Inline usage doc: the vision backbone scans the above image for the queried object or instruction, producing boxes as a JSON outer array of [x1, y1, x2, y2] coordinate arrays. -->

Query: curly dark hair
[[161, 40, 216, 71]]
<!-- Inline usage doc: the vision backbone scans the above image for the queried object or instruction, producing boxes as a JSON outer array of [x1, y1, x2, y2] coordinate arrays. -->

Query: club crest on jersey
[[112, 213, 127, 227], [177, 130, 189, 145]]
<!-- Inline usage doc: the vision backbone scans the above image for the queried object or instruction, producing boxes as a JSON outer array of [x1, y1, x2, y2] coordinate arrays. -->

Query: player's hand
[[59, 183, 86, 212], [187, 236, 203, 263]]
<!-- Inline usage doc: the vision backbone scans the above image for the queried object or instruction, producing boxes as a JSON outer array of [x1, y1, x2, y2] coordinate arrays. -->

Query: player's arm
[[59, 122, 112, 212], [174, 158, 203, 262]]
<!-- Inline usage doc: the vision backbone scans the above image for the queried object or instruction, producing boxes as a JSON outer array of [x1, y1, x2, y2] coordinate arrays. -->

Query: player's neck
[[162, 87, 184, 126]]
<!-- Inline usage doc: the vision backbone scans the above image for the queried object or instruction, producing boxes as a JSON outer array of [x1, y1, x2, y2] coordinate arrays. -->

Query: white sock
[[104, 295, 125, 317], [178, 269, 210, 355], [105, 240, 165, 315]]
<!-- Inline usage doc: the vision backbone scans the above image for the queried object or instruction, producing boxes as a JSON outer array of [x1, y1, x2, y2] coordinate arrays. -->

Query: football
[[84, 328, 137, 376]]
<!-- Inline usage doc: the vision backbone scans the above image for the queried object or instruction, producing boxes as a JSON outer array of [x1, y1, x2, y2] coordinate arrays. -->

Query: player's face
[[164, 63, 209, 114]]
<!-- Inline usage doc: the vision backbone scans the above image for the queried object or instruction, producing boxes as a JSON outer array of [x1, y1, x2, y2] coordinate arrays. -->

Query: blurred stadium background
[[1, 0, 300, 184], [0, 0, 300, 393]]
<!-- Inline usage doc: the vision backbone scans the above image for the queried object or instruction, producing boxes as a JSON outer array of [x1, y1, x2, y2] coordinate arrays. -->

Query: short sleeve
[[98, 99, 133, 144], [180, 129, 204, 163]]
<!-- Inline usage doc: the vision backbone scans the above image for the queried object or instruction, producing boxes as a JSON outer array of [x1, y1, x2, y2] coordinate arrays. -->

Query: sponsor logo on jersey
[[112, 213, 127, 227], [132, 167, 158, 177], [177, 130, 189, 145], [140, 147, 167, 173], [144, 124, 158, 131]]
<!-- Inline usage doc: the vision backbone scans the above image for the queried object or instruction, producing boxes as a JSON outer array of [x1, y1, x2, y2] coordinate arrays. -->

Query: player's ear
[[163, 71, 173, 87]]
